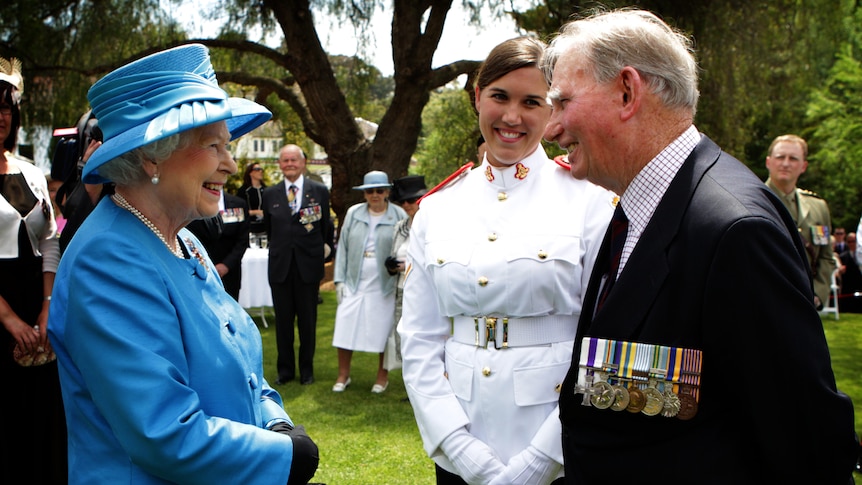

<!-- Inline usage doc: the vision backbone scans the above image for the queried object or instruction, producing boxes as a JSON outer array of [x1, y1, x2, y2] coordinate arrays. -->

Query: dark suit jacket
[[262, 179, 334, 284], [186, 192, 250, 297], [561, 136, 857, 484]]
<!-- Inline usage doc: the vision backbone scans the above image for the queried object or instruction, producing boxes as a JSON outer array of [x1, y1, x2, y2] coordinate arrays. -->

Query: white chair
[[819, 268, 840, 320]]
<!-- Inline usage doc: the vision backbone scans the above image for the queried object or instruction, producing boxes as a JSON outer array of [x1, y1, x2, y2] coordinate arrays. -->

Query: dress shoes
[[332, 377, 351, 392], [274, 377, 294, 385], [371, 381, 388, 394], [300, 375, 315, 385]]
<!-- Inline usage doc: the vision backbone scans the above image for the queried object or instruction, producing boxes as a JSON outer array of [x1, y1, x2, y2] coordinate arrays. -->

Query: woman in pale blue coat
[[332, 171, 407, 393], [48, 44, 318, 485]]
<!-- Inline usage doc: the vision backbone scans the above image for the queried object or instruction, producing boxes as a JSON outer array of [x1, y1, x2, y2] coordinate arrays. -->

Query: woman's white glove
[[488, 445, 560, 485], [335, 282, 344, 304], [440, 428, 504, 485]]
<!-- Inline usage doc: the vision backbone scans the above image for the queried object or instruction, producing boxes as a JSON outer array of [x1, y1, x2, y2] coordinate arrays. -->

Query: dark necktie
[[288, 185, 298, 214], [596, 203, 628, 313]]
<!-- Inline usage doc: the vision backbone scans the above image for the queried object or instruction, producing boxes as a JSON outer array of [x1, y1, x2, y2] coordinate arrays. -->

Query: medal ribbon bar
[[575, 337, 703, 419]]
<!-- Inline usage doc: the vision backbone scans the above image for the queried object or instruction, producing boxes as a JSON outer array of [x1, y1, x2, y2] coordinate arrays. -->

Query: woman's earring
[[151, 172, 160, 185]]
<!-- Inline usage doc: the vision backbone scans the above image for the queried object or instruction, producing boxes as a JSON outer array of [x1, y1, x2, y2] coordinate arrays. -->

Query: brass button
[[437, 258, 445, 264], [482, 367, 491, 377], [478, 276, 489, 287], [488, 233, 498, 242], [555, 383, 562, 393], [497, 192, 508, 201], [538, 250, 548, 259]]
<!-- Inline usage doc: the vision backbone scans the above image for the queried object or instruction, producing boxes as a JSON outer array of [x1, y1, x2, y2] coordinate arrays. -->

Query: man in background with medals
[[765, 134, 836, 310], [263, 144, 334, 386]]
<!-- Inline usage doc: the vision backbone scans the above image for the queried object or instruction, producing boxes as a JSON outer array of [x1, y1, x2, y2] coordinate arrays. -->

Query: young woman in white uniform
[[398, 37, 615, 485]]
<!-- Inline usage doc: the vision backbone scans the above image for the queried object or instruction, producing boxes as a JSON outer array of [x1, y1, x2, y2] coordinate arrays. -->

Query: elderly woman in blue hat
[[331, 170, 407, 393], [47, 44, 318, 485]]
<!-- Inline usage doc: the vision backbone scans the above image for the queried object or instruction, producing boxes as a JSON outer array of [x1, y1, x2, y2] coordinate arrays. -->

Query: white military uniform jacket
[[398, 146, 615, 475]]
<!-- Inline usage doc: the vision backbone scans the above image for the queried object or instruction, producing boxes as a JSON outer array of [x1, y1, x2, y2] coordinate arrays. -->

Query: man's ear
[[619, 67, 642, 121]]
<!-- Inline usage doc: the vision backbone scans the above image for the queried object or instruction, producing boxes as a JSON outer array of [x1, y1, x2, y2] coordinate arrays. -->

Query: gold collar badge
[[485, 165, 495, 182]]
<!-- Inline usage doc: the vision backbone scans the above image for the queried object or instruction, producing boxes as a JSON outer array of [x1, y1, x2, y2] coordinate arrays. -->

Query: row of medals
[[583, 371, 698, 420]]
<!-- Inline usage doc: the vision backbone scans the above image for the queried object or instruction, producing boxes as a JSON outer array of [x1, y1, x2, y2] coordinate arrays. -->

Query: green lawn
[[251, 292, 862, 484], [252, 292, 435, 485], [821, 312, 862, 433]]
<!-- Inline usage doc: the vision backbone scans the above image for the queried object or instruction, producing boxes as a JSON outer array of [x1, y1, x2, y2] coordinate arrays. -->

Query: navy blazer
[[262, 179, 334, 285], [561, 136, 857, 484]]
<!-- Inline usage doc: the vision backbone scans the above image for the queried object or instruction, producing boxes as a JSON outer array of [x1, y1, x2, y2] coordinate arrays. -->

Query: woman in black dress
[[0, 58, 67, 484]]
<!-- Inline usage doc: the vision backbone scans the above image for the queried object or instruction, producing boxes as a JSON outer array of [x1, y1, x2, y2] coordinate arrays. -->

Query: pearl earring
[[151, 173, 160, 185]]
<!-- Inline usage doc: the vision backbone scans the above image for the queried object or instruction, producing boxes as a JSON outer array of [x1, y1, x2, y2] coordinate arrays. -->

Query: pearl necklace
[[112, 193, 184, 258]]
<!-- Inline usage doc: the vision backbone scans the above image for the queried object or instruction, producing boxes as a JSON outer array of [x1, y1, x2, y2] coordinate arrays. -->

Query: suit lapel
[[584, 137, 723, 339], [300, 184, 313, 210], [576, 222, 612, 342]]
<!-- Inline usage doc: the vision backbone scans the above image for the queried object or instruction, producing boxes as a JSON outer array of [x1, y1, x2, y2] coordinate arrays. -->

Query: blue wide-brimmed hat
[[352, 170, 392, 190], [82, 44, 272, 184]]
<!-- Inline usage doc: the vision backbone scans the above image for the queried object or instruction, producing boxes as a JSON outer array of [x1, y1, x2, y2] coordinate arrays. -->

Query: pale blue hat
[[82, 44, 271, 184], [353, 170, 392, 190]]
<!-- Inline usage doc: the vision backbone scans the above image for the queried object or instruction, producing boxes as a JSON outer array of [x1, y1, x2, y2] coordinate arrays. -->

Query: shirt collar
[[286, 174, 304, 194], [480, 145, 546, 190], [621, 125, 700, 236]]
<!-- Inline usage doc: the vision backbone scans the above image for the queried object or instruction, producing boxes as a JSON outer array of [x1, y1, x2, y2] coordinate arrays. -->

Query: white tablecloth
[[239, 247, 272, 326]]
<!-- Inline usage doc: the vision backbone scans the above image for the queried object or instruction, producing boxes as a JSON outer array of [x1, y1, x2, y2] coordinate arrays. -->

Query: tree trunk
[[265, 0, 458, 226]]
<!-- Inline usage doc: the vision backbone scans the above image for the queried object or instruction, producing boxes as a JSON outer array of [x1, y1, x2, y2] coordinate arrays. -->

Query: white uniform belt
[[451, 315, 576, 349], [363, 251, 375, 258]]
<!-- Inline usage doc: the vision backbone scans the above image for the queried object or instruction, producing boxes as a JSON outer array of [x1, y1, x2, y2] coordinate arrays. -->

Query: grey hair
[[542, 9, 699, 115], [98, 130, 196, 185]]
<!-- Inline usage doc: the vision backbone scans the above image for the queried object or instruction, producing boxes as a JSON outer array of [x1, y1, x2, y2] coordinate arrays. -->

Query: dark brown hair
[[1, 81, 20, 151], [476, 36, 546, 92]]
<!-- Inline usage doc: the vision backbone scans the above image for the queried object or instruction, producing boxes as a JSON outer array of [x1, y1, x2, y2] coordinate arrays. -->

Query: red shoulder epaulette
[[553, 154, 571, 171], [417, 162, 474, 205]]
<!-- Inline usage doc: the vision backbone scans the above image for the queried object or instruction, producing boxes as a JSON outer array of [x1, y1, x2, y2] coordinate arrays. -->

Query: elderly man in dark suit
[[186, 191, 250, 300], [542, 9, 857, 484], [263, 144, 333, 385]]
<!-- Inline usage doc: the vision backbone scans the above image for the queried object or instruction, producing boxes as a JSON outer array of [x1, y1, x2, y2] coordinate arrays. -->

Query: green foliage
[[414, 86, 480, 186], [820, 313, 862, 434], [0, 0, 185, 138], [805, 44, 862, 230], [329, 54, 393, 124]]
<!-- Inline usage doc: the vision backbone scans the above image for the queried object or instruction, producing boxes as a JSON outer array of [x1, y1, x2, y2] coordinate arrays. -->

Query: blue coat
[[48, 198, 295, 484]]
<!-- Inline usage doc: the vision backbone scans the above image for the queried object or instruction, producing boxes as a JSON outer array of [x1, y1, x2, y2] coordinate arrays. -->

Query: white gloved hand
[[488, 445, 560, 485], [335, 282, 344, 304], [324, 244, 331, 259], [440, 428, 504, 485]]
